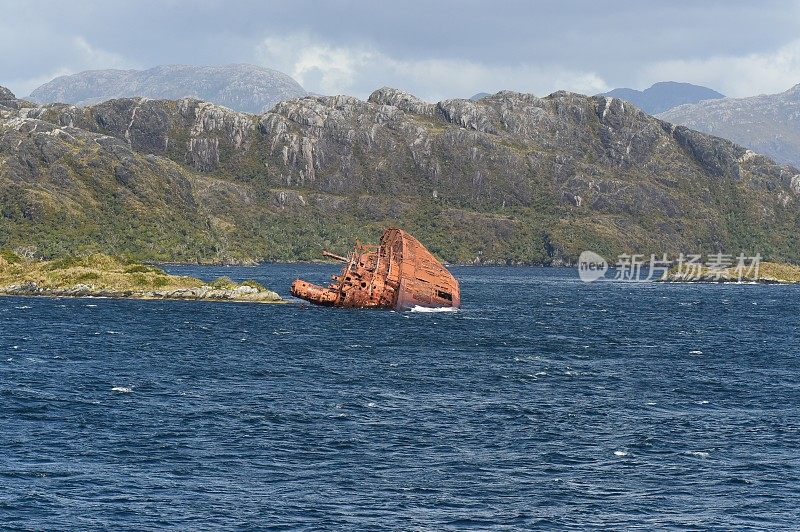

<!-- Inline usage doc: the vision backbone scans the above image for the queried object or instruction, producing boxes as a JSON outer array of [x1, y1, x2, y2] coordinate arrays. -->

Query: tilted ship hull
[[291, 228, 461, 310]]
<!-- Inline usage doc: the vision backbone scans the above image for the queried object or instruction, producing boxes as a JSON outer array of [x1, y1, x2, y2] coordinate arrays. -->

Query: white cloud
[[71, 36, 134, 71], [639, 39, 800, 97], [257, 33, 609, 100], [258, 35, 374, 96]]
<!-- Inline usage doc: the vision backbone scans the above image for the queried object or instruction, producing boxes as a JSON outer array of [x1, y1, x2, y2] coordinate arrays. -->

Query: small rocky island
[[660, 261, 800, 284], [0, 252, 283, 303]]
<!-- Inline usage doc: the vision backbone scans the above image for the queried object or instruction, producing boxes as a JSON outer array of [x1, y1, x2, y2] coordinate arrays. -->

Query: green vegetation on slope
[[661, 261, 800, 283], [1, 86, 798, 265], [0, 252, 282, 301]]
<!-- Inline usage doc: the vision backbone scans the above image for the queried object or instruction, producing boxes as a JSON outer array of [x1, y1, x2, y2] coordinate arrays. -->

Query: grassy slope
[[0, 252, 280, 296], [2, 94, 798, 266], [662, 261, 800, 283]]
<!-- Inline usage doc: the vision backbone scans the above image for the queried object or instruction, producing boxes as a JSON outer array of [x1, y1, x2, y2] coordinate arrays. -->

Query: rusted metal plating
[[291, 228, 461, 310]]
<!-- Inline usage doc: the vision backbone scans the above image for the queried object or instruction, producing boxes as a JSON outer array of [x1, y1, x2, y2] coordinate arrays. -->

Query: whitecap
[[14, 305, 31, 310], [687, 451, 709, 458], [85, 304, 97, 308], [112, 386, 133, 393], [697, 400, 710, 405], [614, 450, 628, 457], [689, 350, 703, 355], [409, 305, 457, 313], [366, 402, 377, 408]]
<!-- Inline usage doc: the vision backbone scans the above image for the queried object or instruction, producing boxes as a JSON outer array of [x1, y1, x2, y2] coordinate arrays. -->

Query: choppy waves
[[1, 264, 799, 529]]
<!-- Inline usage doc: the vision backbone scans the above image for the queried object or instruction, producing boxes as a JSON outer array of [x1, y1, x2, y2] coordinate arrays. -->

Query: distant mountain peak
[[599, 81, 724, 114], [28, 64, 307, 114], [649, 81, 708, 89], [658, 82, 800, 168]]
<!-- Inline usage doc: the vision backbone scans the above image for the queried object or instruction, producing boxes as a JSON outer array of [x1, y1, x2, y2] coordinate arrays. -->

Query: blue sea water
[[1, 265, 799, 530]]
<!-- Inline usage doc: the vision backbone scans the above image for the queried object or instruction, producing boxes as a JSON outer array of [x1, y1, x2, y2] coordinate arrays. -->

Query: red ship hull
[[291, 228, 461, 310]]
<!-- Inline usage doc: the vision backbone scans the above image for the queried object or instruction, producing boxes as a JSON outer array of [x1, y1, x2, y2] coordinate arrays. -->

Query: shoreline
[[0, 293, 289, 304], [0, 283, 287, 304], [156, 259, 570, 268], [0, 254, 286, 305], [657, 278, 798, 285], [658, 262, 800, 285]]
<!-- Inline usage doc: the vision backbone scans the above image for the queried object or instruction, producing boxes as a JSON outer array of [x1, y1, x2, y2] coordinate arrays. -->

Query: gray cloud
[[2, 0, 799, 99]]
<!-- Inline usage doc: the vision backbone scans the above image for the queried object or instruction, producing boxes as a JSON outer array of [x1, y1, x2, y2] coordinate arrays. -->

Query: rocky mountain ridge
[[28, 64, 307, 114], [1, 84, 798, 264], [658, 84, 800, 168]]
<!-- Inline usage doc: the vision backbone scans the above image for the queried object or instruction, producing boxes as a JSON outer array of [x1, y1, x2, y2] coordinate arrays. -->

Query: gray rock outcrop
[[658, 83, 800, 168], [1, 84, 798, 264]]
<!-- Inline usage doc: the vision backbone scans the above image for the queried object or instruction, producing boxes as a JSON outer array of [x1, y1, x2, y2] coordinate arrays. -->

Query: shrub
[[131, 273, 150, 287], [150, 275, 170, 288], [210, 276, 236, 289], [124, 264, 162, 274], [46, 253, 124, 272], [0, 250, 21, 264], [75, 272, 100, 282], [241, 279, 266, 291]]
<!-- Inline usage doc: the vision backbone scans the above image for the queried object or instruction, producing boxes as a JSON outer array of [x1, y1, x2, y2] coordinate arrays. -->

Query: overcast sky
[[3, 0, 800, 101]]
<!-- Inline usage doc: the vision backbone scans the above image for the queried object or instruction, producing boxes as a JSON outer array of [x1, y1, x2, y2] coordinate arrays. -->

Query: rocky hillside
[[658, 84, 800, 168], [1, 85, 798, 264], [28, 64, 306, 114], [600, 82, 724, 114]]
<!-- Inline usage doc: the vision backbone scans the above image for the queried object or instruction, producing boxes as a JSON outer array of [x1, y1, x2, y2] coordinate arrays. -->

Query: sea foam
[[409, 305, 457, 313]]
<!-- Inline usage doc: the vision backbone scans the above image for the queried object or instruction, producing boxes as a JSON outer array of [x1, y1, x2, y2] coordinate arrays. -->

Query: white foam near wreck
[[409, 305, 458, 313]]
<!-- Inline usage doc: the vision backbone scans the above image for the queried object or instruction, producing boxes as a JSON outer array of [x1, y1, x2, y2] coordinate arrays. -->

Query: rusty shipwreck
[[291, 228, 461, 310]]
